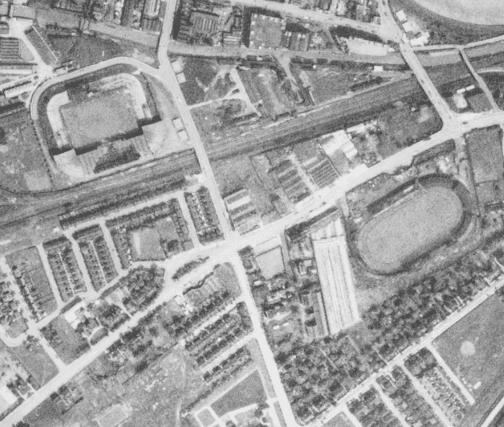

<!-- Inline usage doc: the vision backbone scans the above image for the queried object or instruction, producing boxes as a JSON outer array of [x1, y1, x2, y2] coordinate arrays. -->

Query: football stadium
[[356, 175, 473, 275]]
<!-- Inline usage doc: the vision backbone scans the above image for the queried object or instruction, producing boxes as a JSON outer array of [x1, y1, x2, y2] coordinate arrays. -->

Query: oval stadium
[[356, 176, 472, 275]]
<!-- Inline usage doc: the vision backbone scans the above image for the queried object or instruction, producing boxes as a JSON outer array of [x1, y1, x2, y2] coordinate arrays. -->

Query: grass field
[[466, 126, 503, 184], [213, 263, 242, 299], [96, 404, 128, 427], [211, 370, 267, 417], [60, 90, 138, 149], [41, 317, 90, 364], [297, 67, 355, 104], [129, 217, 180, 261], [479, 73, 504, 110], [197, 408, 215, 427], [49, 34, 124, 68], [8, 339, 58, 388], [256, 247, 285, 279], [434, 296, 504, 426], [377, 104, 442, 158], [24, 347, 207, 427], [0, 111, 52, 192], [323, 412, 355, 427], [357, 186, 463, 273], [178, 57, 220, 105]]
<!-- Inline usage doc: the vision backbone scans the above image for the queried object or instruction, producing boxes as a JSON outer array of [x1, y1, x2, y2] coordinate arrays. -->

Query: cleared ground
[[96, 404, 128, 427], [357, 186, 463, 274], [434, 296, 504, 427], [256, 247, 285, 280], [60, 90, 137, 149], [211, 370, 267, 417], [0, 111, 52, 192], [323, 412, 355, 427], [413, 0, 504, 25], [8, 340, 58, 388]]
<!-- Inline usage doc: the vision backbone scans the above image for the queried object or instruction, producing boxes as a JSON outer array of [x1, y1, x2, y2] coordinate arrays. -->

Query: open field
[[177, 57, 220, 105], [197, 408, 215, 427], [357, 186, 464, 274], [256, 247, 285, 279], [377, 104, 442, 158], [434, 296, 504, 427], [0, 109, 52, 192], [41, 317, 90, 364], [60, 90, 138, 149], [296, 66, 370, 104], [8, 339, 59, 388], [130, 227, 165, 260], [466, 126, 503, 184], [48, 34, 124, 68], [480, 72, 504, 110], [412, 0, 504, 25], [323, 412, 355, 427], [211, 370, 267, 417], [24, 345, 205, 427], [96, 404, 128, 427], [129, 218, 179, 261]]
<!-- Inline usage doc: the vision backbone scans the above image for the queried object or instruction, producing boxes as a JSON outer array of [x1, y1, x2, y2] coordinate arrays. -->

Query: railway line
[[1, 46, 504, 240], [0, 149, 201, 228], [206, 51, 504, 161]]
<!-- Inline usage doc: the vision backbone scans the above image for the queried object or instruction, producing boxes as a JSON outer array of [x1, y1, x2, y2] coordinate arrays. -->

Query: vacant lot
[[481, 72, 504, 109], [295, 66, 356, 104], [213, 263, 242, 299], [256, 247, 285, 279], [377, 104, 442, 158], [130, 227, 165, 260], [41, 317, 90, 364], [8, 339, 58, 388], [434, 296, 504, 427], [197, 409, 215, 427], [178, 57, 220, 105], [49, 34, 124, 68], [323, 412, 355, 427], [357, 186, 463, 274], [211, 370, 267, 417], [129, 217, 180, 261], [0, 109, 52, 192], [96, 404, 128, 427], [60, 90, 138, 149], [466, 126, 503, 184]]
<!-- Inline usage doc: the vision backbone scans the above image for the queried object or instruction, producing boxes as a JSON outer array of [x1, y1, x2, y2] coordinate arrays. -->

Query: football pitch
[[60, 90, 138, 149]]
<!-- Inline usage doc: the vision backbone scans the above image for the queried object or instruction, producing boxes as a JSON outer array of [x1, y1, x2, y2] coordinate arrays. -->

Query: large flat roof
[[313, 236, 360, 335]]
